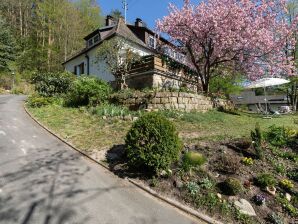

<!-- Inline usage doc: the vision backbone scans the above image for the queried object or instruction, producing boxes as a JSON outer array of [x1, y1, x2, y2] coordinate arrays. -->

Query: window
[[75, 63, 84, 75], [148, 36, 156, 49], [175, 53, 185, 63], [94, 34, 100, 44], [74, 66, 77, 75], [88, 38, 93, 47]]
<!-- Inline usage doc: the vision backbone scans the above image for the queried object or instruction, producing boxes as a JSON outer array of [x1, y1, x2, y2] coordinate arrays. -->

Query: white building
[[63, 16, 196, 90]]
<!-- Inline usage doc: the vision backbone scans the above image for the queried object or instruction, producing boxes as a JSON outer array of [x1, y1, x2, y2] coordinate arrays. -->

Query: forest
[[0, 0, 104, 73]]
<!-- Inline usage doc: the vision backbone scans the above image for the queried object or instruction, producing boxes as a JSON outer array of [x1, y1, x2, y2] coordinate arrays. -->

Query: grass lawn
[[27, 104, 132, 154], [27, 104, 298, 153]]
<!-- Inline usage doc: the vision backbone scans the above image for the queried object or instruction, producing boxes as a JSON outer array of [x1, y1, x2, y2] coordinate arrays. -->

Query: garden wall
[[111, 91, 214, 112]]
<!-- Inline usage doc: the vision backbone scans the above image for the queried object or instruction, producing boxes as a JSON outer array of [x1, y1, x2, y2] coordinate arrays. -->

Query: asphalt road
[[0, 95, 200, 224]]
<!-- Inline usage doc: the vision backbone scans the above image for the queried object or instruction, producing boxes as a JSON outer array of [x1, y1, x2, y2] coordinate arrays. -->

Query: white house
[[63, 16, 197, 90]]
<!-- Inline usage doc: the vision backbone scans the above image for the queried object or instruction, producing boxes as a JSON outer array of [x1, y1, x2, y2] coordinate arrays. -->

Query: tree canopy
[[0, 16, 16, 72], [0, 0, 103, 73], [157, 0, 298, 93]]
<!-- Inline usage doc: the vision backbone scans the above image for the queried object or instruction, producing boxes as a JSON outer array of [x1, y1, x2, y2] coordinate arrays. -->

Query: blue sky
[[98, 0, 199, 29]]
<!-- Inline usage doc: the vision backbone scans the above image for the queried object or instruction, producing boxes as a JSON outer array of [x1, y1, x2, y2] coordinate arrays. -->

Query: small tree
[[96, 37, 141, 90]]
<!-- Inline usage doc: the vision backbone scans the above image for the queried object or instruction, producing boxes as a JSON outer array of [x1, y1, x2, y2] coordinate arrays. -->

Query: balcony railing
[[127, 55, 197, 85]]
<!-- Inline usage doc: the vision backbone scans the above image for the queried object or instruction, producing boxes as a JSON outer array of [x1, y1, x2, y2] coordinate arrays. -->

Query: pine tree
[[0, 16, 16, 72]]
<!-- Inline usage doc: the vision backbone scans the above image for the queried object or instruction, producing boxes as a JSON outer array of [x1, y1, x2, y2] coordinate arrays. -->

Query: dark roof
[[63, 19, 149, 64]]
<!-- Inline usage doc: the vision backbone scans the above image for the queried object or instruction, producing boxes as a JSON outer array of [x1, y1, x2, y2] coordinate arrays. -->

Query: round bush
[[221, 178, 243, 195], [125, 112, 182, 174], [65, 76, 111, 107], [182, 151, 207, 172]]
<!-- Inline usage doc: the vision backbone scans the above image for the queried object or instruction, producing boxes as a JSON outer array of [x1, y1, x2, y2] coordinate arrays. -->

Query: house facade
[[230, 90, 289, 112], [63, 16, 198, 91]]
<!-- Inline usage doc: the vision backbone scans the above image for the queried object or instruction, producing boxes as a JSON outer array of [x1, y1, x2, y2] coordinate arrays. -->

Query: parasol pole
[[264, 86, 268, 115]]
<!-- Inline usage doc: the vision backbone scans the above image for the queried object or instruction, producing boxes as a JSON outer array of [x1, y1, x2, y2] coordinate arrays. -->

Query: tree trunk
[[292, 81, 297, 112]]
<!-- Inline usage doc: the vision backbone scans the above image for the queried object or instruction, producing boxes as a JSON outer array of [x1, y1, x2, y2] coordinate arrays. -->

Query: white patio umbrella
[[245, 78, 290, 115]]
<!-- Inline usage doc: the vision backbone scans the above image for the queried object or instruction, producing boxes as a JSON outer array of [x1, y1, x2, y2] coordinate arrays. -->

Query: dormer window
[[88, 38, 93, 47], [148, 36, 156, 49], [87, 34, 100, 48], [94, 34, 100, 44]]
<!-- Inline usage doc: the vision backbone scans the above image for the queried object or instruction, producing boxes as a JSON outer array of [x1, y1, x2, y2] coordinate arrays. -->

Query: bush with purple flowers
[[254, 194, 266, 205]]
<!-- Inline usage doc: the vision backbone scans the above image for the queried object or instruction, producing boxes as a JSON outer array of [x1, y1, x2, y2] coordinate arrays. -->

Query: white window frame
[[88, 38, 93, 47], [94, 34, 100, 44], [148, 35, 156, 49]]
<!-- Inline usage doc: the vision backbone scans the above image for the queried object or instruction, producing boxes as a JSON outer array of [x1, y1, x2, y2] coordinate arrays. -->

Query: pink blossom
[[156, 0, 298, 93]]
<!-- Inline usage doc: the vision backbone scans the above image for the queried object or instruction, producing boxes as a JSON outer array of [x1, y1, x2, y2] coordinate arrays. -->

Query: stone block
[[178, 104, 186, 109], [171, 92, 179, 97], [177, 98, 183, 104], [183, 98, 189, 104], [164, 103, 172, 109], [151, 97, 161, 104], [178, 92, 187, 97], [169, 97, 178, 104], [160, 97, 169, 103]]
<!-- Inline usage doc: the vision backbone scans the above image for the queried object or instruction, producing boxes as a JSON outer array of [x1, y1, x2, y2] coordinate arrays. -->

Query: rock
[[160, 170, 168, 177], [266, 186, 276, 196], [234, 199, 257, 217], [228, 196, 238, 202], [214, 173, 220, 178], [217, 193, 222, 199], [285, 193, 291, 201], [174, 180, 183, 189], [123, 115, 132, 121]]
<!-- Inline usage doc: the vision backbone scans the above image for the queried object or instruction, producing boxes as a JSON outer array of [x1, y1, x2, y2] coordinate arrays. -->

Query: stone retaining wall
[[111, 91, 214, 112]]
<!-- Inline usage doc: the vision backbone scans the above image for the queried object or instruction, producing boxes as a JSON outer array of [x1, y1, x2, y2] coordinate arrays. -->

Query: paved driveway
[[0, 95, 200, 224]]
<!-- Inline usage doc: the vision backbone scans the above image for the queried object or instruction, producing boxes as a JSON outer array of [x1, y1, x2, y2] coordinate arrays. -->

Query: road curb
[[24, 104, 223, 224]]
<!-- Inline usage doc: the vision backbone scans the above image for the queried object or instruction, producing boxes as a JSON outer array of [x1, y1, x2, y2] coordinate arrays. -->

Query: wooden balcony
[[127, 55, 198, 87]]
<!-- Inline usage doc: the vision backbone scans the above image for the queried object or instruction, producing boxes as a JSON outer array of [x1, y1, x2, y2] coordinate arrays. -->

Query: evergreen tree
[[0, 16, 16, 72]]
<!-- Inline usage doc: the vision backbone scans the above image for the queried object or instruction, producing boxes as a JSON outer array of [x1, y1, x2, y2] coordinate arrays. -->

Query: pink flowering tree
[[157, 0, 297, 94]]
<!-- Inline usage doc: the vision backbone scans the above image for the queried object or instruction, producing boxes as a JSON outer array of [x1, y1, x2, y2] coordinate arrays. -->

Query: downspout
[[85, 54, 90, 75]]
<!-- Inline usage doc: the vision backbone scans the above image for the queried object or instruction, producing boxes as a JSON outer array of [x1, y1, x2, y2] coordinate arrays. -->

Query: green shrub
[[276, 194, 298, 217], [199, 177, 214, 190], [0, 73, 13, 90], [265, 125, 288, 147], [89, 103, 131, 117], [186, 181, 200, 196], [31, 71, 75, 97], [255, 173, 277, 188], [265, 125, 298, 147], [221, 178, 243, 195], [182, 151, 207, 172], [287, 169, 298, 182], [65, 76, 111, 107], [251, 123, 263, 159], [274, 163, 286, 175], [125, 112, 182, 174], [242, 157, 254, 166], [27, 95, 53, 108], [279, 179, 294, 191], [267, 213, 284, 224]]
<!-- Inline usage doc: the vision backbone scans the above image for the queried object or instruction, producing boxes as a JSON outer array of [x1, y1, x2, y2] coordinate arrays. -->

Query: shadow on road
[[0, 144, 128, 224]]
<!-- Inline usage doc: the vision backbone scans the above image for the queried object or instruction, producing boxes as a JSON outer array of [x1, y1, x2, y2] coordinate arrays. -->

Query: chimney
[[135, 18, 143, 27], [106, 15, 115, 26]]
